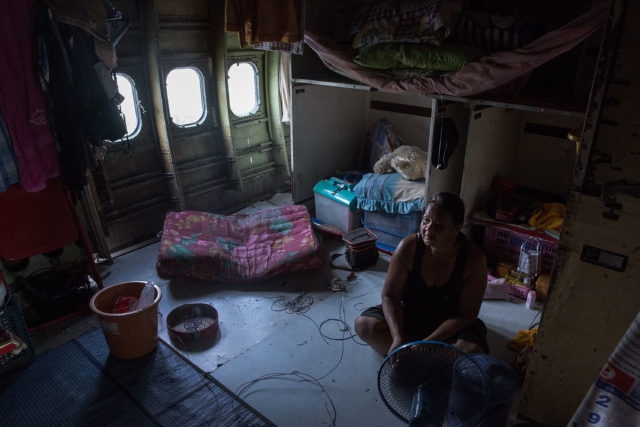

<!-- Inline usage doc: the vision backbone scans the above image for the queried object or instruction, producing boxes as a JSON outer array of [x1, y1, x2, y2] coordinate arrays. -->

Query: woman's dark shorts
[[360, 304, 489, 353]]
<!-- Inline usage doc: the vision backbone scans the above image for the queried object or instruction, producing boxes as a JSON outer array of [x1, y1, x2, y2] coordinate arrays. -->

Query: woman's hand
[[387, 335, 406, 356]]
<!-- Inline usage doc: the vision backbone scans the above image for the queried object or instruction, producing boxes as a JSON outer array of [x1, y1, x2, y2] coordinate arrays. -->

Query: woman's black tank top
[[401, 233, 469, 338]]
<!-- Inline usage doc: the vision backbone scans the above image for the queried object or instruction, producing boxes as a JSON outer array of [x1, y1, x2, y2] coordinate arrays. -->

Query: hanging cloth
[[226, 0, 303, 53], [252, 0, 305, 55], [0, 114, 19, 191], [0, 0, 59, 192]]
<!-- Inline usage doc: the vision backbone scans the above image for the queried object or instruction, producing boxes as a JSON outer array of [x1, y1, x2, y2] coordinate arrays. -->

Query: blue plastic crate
[[362, 210, 422, 252], [0, 296, 34, 375]]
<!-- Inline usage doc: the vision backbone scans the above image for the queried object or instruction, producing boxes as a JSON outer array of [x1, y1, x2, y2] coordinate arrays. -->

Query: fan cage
[[377, 340, 491, 426]]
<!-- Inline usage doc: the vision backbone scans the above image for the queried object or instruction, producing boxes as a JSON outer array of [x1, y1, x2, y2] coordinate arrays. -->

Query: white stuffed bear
[[373, 145, 428, 180]]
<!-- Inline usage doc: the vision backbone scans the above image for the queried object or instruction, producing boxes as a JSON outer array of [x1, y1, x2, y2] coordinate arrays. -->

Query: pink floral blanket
[[156, 205, 325, 282]]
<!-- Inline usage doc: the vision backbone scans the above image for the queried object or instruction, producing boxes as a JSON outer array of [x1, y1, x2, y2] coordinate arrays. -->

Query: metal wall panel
[[520, 1, 640, 424]]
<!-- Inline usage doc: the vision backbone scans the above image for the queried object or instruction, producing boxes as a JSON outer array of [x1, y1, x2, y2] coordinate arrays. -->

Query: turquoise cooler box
[[313, 178, 361, 233]]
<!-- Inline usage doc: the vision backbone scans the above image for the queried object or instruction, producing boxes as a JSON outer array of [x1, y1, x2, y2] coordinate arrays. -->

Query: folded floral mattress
[[156, 205, 325, 282]]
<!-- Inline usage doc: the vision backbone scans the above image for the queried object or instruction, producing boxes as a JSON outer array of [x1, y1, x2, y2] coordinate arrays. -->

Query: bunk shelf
[[292, 73, 586, 116], [292, 74, 372, 91], [438, 92, 587, 118]]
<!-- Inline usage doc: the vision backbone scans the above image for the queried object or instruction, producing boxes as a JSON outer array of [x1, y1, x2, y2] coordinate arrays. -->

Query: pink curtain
[[0, 0, 59, 192]]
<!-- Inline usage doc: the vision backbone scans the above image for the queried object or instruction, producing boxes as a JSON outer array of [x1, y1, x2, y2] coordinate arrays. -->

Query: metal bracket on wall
[[600, 183, 640, 220], [602, 192, 622, 220]]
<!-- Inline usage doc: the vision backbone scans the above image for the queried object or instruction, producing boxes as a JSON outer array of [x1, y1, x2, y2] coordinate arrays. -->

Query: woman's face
[[420, 203, 461, 252]]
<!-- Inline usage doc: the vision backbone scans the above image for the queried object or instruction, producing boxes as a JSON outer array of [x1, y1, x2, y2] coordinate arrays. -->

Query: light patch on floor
[[97, 194, 540, 427]]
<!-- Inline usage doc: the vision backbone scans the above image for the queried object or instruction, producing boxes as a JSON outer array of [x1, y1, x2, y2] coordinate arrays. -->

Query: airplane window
[[227, 61, 259, 117], [166, 67, 207, 127], [112, 73, 141, 142]]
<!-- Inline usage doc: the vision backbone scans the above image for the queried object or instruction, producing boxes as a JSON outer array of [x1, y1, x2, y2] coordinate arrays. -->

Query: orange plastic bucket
[[89, 281, 162, 359]]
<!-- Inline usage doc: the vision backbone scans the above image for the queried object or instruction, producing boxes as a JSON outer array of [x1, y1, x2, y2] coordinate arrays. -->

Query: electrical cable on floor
[[269, 292, 314, 314], [353, 301, 367, 312], [329, 276, 359, 292], [317, 296, 367, 347], [235, 293, 371, 427], [235, 370, 337, 427]]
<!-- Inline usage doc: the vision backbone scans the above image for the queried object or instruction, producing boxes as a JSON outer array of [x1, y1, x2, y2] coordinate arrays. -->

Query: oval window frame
[[165, 66, 208, 128], [111, 72, 142, 143], [227, 60, 260, 118]]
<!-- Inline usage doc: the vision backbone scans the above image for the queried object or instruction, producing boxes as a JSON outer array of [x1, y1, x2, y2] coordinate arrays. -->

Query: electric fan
[[377, 341, 518, 427]]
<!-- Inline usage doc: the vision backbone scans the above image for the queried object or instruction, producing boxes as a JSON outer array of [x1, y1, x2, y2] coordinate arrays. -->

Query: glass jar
[[517, 237, 541, 279]]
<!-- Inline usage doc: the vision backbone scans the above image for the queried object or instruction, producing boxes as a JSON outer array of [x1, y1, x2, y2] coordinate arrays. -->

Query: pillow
[[353, 41, 485, 71], [454, 11, 547, 52], [354, 173, 425, 214], [351, 0, 463, 50]]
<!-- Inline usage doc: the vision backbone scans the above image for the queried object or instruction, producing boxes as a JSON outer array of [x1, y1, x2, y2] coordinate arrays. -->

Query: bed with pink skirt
[[156, 205, 325, 282]]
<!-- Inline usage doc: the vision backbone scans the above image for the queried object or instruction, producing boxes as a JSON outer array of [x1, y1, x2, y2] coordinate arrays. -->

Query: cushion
[[374, 145, 428, 180], [156, 205, 325, 282], [351, 0, 463, 50], [353, 41, 485, 71], [354, 173, 425, 214]]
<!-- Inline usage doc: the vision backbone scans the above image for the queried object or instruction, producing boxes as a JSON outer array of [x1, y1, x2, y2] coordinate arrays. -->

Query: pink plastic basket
[[483, 225, 558, 274]]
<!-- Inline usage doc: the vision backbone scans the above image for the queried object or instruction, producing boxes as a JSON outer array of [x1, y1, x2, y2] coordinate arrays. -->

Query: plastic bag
[[133, 282, 156, 311]]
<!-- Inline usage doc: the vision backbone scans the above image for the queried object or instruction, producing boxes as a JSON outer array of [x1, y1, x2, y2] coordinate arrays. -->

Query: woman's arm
[[381, 235, 415, 355], [424, 244, 487, 342]]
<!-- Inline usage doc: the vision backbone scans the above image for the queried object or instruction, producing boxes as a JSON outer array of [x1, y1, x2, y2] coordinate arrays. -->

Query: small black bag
[[330, 228, 378, 271]]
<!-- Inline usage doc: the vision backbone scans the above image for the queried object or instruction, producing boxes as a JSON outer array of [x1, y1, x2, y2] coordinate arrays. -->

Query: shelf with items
[[470, 211, 558, 244], [294, 0, 601, 117], [470, 211, 558, 276]]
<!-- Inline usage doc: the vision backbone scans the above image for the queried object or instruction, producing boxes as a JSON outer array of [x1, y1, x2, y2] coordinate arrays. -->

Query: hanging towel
[[0, 115, 19, 192], [226, 0, 302, 50], [0, 0, 59, 192]]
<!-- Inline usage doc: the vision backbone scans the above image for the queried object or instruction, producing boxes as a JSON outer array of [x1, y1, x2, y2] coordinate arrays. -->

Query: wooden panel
[[520, 2, 640, 423], [367, 92, 431, 151], [519, 194, 640, 425], [291, 85, 368, 202], [514, 112, 582, 196], [369, 101, 431, 118], [460, 107, 523, 214]]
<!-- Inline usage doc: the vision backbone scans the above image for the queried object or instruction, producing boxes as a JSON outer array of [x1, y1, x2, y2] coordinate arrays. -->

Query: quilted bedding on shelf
[[156, 205, 325, 282], [304, 2, 608, 98]]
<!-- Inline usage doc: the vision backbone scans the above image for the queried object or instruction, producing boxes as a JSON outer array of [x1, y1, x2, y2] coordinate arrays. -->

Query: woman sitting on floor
[[354, 192, 489, 356]]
